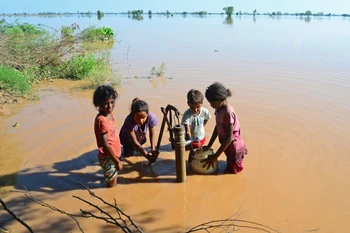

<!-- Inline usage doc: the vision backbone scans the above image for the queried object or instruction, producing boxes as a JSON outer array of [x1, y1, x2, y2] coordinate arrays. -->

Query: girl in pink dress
[[203, 82, 248, 174]]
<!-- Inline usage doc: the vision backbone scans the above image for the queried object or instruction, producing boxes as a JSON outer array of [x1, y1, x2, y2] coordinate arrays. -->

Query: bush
[[0, 19, 45, 36], [0, 20, 120, 95], [60, 53, 106, 80], [81, 26, 115, 42], [61, 23, 80, 38], [0, 66, 31, 94]]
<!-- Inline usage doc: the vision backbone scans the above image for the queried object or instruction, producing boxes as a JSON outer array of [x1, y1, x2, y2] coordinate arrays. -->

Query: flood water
[[1, 14, 350, 233]]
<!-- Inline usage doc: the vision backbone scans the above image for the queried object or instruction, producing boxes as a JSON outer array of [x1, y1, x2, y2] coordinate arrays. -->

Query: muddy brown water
[[1, 15, 350, 233]]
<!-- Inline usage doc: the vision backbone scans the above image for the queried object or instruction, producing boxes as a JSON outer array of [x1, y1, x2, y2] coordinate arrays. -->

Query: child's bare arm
[[128, 130, 147, 156], [213, 123, 233, 159], [203, 124, 233, 170], [149, 127, 156, 151], [183, 124, 191, 140], [203, 119, 208, 126], [101, 133, 122, 170], [207, 125, 217, 148]]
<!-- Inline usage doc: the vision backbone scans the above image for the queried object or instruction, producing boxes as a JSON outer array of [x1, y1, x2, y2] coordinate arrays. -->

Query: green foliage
[[0, 19, 45, 35], [60, 23, 80, 40], [0, 66, 31, 94], [97, 10, 104, 20], [86, 66, 121, 88], [0, 21, 119, 95], [60, 53, 102, 80], [61, 26, 74, 37], [223, 6, 234, 16], [131, 10, 143, 16], [81, 26, 115, 42], [149, 62, 166, 78], [305, 10, 312, 16]]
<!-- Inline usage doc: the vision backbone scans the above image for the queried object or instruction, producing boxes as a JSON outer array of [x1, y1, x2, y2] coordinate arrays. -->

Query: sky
[[1, 0, 350, 15]]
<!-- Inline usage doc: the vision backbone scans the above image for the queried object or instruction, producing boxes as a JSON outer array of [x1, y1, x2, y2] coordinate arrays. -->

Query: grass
[[0, 66, 31, 94]]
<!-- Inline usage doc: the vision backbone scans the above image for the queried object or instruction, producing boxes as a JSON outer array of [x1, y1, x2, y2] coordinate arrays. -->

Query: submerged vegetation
[[149, 62, 166, 78], [0, 19, 119, 99]]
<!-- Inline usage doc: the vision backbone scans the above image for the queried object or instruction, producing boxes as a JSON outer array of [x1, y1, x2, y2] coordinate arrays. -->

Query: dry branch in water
[[24, 182, 143, 233], [185, 218, 281, 233], [2, 182, 280, 233], [0, 197, 34, 233]]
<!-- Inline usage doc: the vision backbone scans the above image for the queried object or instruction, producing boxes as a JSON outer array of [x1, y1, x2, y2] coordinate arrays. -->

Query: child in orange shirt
[[93, 85, 123, 187]]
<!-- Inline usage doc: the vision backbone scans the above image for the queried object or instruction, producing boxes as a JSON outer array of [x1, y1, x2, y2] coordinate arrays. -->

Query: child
[[181, 89, 211, 162], [119, 98, 159, 163], [93, 85, 123, 188], [202, 82, 248, 174]]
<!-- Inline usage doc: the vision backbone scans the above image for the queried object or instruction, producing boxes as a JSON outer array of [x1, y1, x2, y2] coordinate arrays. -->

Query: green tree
[[148, 10, 152, 15], [223, 6, 234, 16], [253, 9, 257, 16], [97, 10, 104, 20], [305, 10, 312, 16], [131, 10, 143, 16]]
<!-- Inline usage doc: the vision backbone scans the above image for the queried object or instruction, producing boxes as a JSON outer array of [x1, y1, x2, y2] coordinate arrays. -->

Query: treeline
[[1, 10, 350, 17]]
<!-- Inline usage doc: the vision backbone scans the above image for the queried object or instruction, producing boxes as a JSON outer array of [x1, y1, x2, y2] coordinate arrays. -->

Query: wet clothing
[[215, 104, 247, 173], [119, 112, 158, 156], [191, 137, 206, 149], [99, 156, 118, 182], [182, 107, 211, 141], [94, 112, 121, 159]]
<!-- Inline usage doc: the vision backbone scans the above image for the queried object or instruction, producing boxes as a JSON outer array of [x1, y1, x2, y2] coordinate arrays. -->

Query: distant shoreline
[[1, 11, 349, 17]]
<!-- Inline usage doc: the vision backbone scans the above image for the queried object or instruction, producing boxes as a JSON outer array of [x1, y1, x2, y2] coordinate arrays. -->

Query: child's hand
[[201, 154, 217, 170], [145, 151, 159, 164], [151, 150, 160, 159], [116, 161, 123, 171]]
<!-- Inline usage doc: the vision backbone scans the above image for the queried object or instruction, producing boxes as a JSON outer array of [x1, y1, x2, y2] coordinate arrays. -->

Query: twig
[[0, 197, 34, 233], [22, 182, 142, 233], [24, 192, 84, 233], [185, 218, 280, 233]]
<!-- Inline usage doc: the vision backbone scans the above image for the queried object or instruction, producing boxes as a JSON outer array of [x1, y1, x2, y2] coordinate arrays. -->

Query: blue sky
[[1, 0, 350, 14]]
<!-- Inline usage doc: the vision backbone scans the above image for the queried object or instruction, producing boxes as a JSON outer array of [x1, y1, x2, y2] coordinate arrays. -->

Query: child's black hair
[[187, 89, 204, 104], [205, 82, 232, 102], [93, 85, 118, 108], [130, 98, 149, 115]]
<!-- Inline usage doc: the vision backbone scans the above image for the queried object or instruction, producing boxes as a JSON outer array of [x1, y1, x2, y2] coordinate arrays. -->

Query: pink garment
[[215, 104, 247, 172]]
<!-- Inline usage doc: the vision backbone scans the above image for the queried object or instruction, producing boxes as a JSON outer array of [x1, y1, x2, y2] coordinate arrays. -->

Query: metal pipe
[[173, 124, 186, 182]]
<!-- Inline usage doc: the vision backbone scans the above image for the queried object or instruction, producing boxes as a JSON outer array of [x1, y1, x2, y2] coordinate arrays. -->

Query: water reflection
[[132, 15, 143, 21], [304, 16, 312, 23], [223, 16, 233, 25]]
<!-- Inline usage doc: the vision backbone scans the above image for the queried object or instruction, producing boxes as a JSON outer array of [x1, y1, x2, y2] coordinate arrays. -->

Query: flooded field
[[1, 15, 350, 232]]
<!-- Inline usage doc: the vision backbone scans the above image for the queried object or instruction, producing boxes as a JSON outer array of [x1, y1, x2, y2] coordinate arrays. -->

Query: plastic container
[[190, 148, 218, 174]]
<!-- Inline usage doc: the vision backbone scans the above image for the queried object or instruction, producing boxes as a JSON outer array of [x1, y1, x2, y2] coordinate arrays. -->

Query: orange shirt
[[94, 113, 121, 159]]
